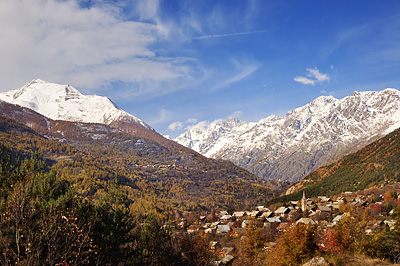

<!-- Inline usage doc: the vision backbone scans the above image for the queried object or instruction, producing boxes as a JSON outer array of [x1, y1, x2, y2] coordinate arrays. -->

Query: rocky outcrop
[[302, 257, 330, 266]]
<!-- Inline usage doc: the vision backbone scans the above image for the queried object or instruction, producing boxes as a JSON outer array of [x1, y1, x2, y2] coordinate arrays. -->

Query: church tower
[[301, 191, 307, 212]]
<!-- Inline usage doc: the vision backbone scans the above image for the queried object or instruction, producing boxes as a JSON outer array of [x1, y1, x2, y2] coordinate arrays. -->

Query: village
[[173, 189, 400, 265]]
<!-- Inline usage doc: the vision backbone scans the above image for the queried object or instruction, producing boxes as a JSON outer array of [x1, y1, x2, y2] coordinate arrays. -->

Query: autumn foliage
[[265, 223, 317, 266], [318, 228, 345, 255]]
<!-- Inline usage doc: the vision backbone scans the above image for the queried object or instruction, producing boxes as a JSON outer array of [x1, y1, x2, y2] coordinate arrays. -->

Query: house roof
[[210, 241, 220, 248], [318, 196, 331, 202], [275, 207, 290, 214], [217, 224, 231, 233], [221, 247, 235, 255], [332, 215, 342, 223], [257, 206, 269, 211], [332, 212, 350, 224], [205, 228, 215, 233], [221, 255, 234, 263], [233, 211, 246, 217], [317, 205, 331, 212], [331, 203, 340, 209], [295, 217, 316, 225], [220, 214, 232, 220], [261, 211, 274, 218], [266, 217, 281, 223], [211, 221, 220, 227], [248, 210, 261, 217], [352, 200, 367, 208]]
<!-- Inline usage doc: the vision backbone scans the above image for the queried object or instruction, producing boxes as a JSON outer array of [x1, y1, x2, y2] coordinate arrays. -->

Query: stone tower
[[301, 191, 307, 212]]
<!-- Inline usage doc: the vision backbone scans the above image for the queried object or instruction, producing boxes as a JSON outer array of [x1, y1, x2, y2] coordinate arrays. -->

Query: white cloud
[[294, 76, 315, 85], [294, 67, 330, 86], [183, 120, 210, 131], [307, 68, 330, 83], [167, 118, 200, 131], [133, 0, 160, 22], [0, 0, 269, 103], [0, 0, 188, 95], [168, 118, 203, 131], [186, 118, 198, 124], [190, 120, 210, 130], [168, 121, 183, 131], [229, 110, 244, 119]]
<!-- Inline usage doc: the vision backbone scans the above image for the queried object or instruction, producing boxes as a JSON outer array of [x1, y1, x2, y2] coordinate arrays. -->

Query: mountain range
[[0, 79, 278, 212], [175, 89, 400, 182], [2, 79, 400, 186]]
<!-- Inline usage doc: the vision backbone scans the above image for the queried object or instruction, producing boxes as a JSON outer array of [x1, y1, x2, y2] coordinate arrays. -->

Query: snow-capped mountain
[[0, 79, 152, 130], [175, 89, 400, 182]]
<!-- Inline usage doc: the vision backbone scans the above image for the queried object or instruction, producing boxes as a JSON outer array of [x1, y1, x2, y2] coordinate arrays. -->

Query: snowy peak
[[12, 79, 81, 100], [0, 79, 152, 130], [175, 88, 400, 182]]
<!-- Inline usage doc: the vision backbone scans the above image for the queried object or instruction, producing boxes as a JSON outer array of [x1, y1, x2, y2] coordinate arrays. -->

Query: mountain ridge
[[175, 88, 400, 182], [0, 79, 152, 130]]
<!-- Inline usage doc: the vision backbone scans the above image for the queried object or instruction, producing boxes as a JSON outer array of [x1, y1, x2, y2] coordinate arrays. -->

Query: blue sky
[[1, 0, 400, 137]]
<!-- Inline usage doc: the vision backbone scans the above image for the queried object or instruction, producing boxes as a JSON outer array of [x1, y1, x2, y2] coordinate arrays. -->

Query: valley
[[1, 80, 400, 265]]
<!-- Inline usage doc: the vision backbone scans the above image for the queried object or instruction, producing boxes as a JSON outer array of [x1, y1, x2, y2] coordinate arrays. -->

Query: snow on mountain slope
[[175, 88, 400, 182], [0, 79, 152, 130]]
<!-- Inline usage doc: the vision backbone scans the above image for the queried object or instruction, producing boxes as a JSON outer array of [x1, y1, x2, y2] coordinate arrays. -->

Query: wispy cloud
[[148, 108, 174, 126], [320, 89, 335, 96], [186, 118, 198, 123], [308, 68, 330, 82], [194, 30, 268, 40], [211, 63, 260, 91], [0, 0, 188, 94], [229, 110, 244, 119], [294, 67, 330, 86], [0, 0, 270, 105], [169, 111, 244, 134], [167, 121, 183, 131], [168, 117, 200, 131], [188, 120, 210, 131], [294, 76, 316, 86], [322, 13, 400, 64]]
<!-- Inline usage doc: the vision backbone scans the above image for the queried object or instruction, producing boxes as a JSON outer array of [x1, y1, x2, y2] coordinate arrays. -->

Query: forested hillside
[[0, 145, 220, 265], [0, 113, 280, 264], [274, 127, 400, 203], [0, 114, 276, 216]]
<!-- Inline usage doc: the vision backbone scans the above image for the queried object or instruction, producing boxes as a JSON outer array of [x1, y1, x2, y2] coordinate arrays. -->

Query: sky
[[1, 0, 400, 138]]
